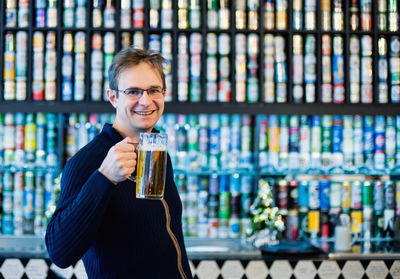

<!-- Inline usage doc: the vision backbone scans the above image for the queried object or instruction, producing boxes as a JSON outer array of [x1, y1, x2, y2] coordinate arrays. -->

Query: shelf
[[3, 27, 31, 31], [0, 235, 47, 258], [1, 102, 400, 115], [0, 165, 59, 173], [259, 168, 400, 177], [174, 167, 400, 177], [167, 103, 400, 115], [175, 168, 256, 176], [0, 101, 115, 113], [0, 235, 397, 260], [376, 31, 400, 36]]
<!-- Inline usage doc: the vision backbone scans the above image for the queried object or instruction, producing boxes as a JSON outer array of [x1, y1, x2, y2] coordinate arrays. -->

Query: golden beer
[[136, 149, 167, 199]]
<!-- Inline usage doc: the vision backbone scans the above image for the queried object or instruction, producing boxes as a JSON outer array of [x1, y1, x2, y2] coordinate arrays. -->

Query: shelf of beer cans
[[0, 112, 112, 237], [1, 1, 400, 241], [58, 112, 400, 177], [3, 110, 400, 240], [0, 112, 62, 237], [152, 113, 400, 239], [260, 176, 400, 241], [156, 113, 400, 176], [0, 112, 60, 171], [1, 0, 400, 114], [154, 112, 400, 239]]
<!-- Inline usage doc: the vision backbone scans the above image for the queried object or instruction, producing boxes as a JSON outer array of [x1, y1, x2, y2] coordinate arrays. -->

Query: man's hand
[[99, 137, 137, 184]]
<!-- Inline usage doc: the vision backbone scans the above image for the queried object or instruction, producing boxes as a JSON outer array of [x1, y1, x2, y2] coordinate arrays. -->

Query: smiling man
[[45, 48, 192, 279]]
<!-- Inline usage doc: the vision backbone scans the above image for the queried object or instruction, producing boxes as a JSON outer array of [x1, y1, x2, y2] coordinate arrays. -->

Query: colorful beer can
[[308, 210, 320, 234], [298, 207, 309, 239], [384, 181, 395, 209], [341, 181, 351, 212], [319, 180, 330, 211], [298, 181, 309, 208], [351, 181, 362, 210], [374, 181, 385, 211], [396, 181, 400, 212], [308, 180, 320, 210], [362, 181, 373, 206], [330, 181, 342, 209], [277, 179, 288, 211], [351, 210, 363, 233]]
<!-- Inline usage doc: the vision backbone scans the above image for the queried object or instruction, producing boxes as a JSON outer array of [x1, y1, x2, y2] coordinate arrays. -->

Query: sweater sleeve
[[45, 149, 115, 268]]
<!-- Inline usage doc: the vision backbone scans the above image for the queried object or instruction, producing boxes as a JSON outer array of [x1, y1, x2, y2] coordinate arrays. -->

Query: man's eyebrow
[[125, 85, 162, 88]]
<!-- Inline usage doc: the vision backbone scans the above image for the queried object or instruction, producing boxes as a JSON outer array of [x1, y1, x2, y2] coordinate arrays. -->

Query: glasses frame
[[112, 87, 165, 100]]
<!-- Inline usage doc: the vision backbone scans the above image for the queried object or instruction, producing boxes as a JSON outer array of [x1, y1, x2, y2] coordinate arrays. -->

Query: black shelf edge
[[3, 27, 31, 31], [164, 103, 400, 115], [0, 101, 114, 113], [377, 31, 400, 35], [2, 102, 400, 115]]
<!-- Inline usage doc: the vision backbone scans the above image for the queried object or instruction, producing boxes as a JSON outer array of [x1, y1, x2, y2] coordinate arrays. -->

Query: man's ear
[[107, 88, 118, 108]]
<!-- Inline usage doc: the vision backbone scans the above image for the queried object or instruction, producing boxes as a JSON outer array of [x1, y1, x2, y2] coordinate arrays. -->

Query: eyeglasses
[[113, 86, 165, 100]]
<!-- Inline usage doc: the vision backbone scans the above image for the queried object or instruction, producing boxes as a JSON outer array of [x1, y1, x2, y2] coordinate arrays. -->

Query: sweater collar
[[101, 123, 160, 142], [102, 123, 124, 142]]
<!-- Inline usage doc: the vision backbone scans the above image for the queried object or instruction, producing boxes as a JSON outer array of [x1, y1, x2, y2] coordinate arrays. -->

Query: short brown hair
[[108, 47, 166, 95]]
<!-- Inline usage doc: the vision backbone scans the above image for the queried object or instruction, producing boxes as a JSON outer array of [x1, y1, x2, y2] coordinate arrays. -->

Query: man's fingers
[[115, 142, 137, 152], [120, 137, 130, 143], [119, 137, 138, 145], [116, 137, 138, 151]]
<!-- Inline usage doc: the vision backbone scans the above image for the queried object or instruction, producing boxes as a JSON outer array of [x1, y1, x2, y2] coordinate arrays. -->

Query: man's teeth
[[135, 111, 153, 115]]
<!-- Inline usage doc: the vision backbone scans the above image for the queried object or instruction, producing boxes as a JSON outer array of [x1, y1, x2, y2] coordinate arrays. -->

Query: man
[[45, 48, 192, 279]]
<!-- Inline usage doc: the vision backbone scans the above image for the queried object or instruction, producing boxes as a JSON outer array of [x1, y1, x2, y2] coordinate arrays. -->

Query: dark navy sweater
[[45, 124, 192, 279]]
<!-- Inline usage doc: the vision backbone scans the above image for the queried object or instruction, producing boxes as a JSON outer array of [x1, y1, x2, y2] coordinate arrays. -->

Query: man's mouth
[[134, 110, 155, 116]]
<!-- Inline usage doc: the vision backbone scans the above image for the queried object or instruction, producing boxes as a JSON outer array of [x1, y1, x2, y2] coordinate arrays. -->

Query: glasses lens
[[148, 87, 164, 98], [125, 88, 143, 98]]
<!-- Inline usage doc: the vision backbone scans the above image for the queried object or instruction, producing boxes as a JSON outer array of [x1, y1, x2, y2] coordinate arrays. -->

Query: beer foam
[[139, 144, 167, 151]]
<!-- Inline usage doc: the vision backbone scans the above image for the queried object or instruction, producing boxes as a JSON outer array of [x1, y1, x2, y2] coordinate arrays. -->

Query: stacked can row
[[62, 112, 253, 170], [264, 177, 400, 240], [176, 173, 255, 238], [4, 1, 399, 32], [0, 170, 59, 236], [156, 113, 254, 171], [258, 114, 400, 172], [0, 113, 59, 169], [287, 34, 400, 104], [50, 112, 400, 175], [316, 0, 399, 32], [3, 31, 57, 101], [64, 113, 114, 161], [274, 0, 400, 32], [346, 35, 400, 104], [3, 31, 399, 103], [63, 113, 400, 174]]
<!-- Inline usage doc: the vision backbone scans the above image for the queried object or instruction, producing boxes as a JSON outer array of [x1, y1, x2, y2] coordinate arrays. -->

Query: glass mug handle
[[127, 142, 138, 182], [128, 174, 137, 182]]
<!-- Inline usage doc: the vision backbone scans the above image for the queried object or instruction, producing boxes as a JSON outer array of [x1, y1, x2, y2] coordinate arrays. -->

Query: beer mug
[[135, 132, 168, 199], [334, 225, 357, 252]]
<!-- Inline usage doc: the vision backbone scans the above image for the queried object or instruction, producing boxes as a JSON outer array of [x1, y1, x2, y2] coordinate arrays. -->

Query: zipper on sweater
[[161, 199, 187, 279]]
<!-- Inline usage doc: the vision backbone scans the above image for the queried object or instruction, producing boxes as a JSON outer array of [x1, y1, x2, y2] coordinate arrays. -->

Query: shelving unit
[[0, 0, 399, 247], [0, 0, 398, 109]]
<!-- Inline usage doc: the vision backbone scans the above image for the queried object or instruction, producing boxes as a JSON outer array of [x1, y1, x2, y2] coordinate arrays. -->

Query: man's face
[[108, 62, 165, 137]]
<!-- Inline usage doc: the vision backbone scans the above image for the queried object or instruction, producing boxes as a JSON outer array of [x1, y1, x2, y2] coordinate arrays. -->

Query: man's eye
[[126, 89, 141, 95], [149, 88, 160, 94]]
